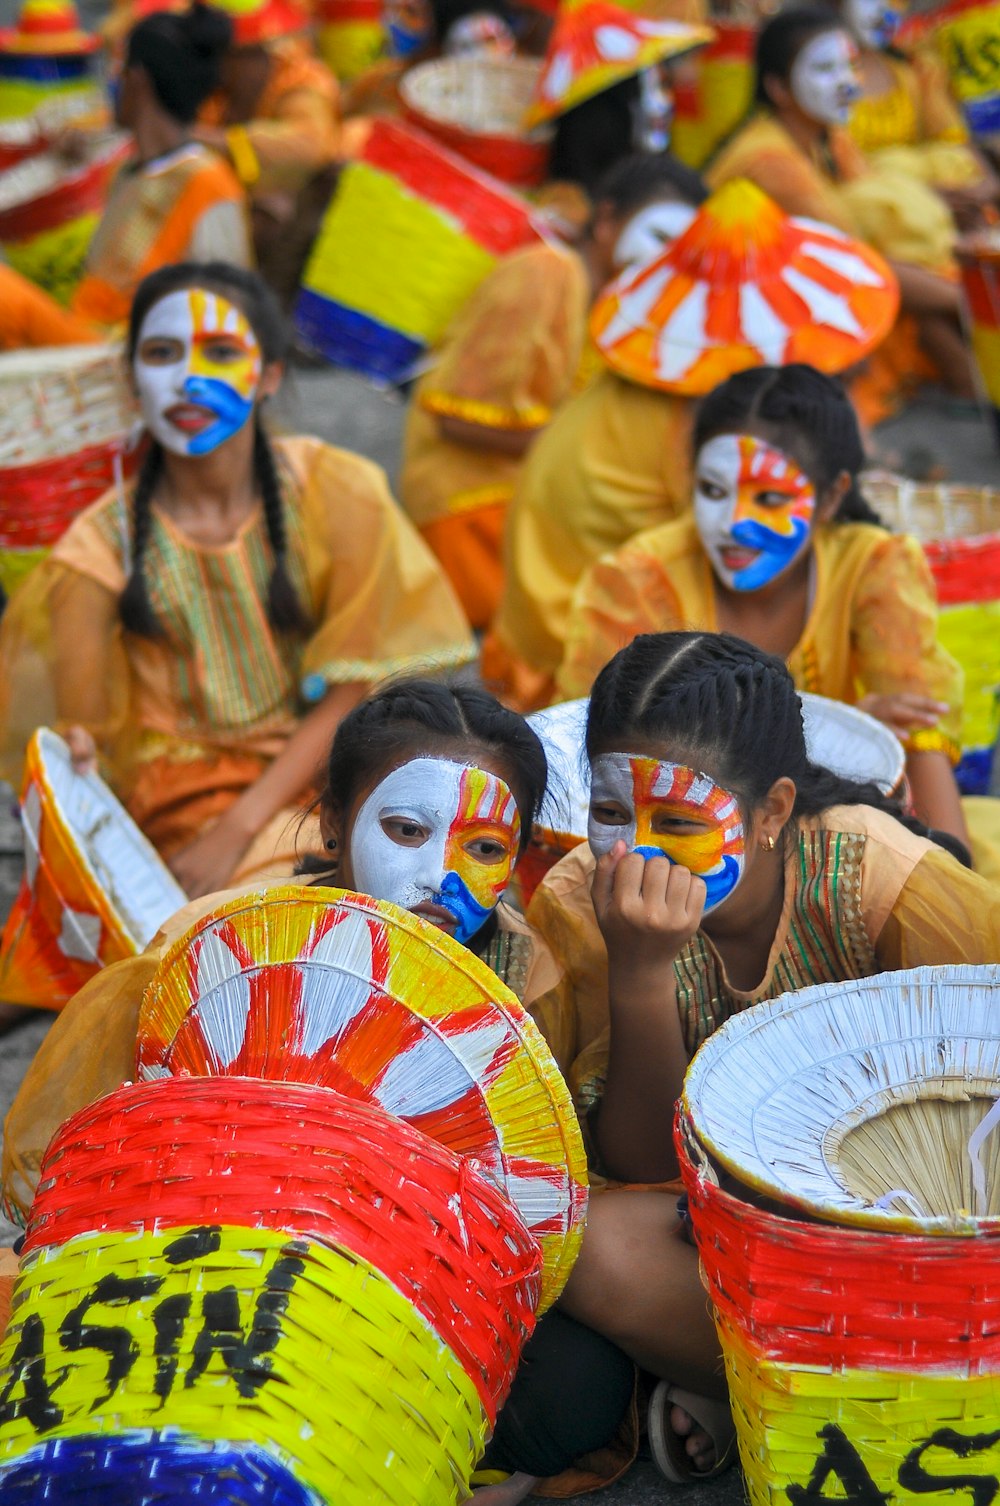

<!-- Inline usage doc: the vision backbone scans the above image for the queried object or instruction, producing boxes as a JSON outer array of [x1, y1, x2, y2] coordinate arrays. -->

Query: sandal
[[647, 1380, 737, 1484]]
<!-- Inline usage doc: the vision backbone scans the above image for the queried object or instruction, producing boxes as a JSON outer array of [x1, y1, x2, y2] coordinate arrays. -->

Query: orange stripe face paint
[[588, 753, 745, 911], [695, 433, 816, 592]]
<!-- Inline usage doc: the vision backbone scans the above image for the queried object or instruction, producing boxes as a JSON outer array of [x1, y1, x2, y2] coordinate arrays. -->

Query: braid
[[253, 420, 312, 637], [119, 443, 166, 639]]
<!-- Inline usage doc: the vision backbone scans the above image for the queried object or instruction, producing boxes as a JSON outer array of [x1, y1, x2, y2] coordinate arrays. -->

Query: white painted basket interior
[[36, 727, 186, 948]]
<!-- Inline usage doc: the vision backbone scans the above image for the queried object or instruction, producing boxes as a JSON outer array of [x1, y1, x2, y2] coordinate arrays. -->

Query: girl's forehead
[[347, 745, 519, 810], [696, 422, 815, 480]]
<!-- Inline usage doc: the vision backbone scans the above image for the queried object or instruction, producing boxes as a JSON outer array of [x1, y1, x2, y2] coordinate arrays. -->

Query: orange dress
[[399, 242, 591, 630], [0, 265, 97, 350], [559, 513, 963, 760]]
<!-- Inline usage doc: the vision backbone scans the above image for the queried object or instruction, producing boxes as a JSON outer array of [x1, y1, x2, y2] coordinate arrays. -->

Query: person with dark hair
[[706, 7, 975, 407], [399, 152, 708, 631], [527, 630, 1000, 1481], [559, 363, 970, 848], [0, 263, 474, 900]]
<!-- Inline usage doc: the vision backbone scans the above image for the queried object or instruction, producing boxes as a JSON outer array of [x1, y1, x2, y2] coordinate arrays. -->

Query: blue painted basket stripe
[[293, 288, 425, 385], [0, 1432, 322, 1504], [965, 94, 1000, 135], [0, 55, 91, 81]]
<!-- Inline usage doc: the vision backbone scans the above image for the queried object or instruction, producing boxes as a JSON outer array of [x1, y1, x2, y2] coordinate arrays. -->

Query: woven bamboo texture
[[0, 343, 133, 466], [0, 134, 127, 236], [400, 57, 550, 185], [683, 964, 1000, 1232], [0, 1435, 324, 1503], [0, 1224, 487, 1504], [26, 1076, 541, 1419], [677, 1113, 1000, 1506], [0, 728, 186, 1009], [136, 886, 588, 1311]]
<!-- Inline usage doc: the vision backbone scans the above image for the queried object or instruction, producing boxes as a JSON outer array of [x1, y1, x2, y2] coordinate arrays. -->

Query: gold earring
[[762, 834, 776, 851]]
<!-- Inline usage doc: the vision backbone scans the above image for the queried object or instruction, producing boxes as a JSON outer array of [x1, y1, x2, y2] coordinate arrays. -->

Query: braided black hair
[[694, 364, 884, 526], [592, 151, 708, 220], [586, 632, 961, 853], [126, 3, 232, 125], [754, 6, 847, 107], [120, 261, 311, 641], [320, 678, 548, 857]]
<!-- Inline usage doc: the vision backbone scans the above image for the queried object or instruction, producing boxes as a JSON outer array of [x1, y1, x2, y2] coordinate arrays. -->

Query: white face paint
[[612, 200, 697, 270], [790, 30, 860, 126], [134, 288, 262, 458], [349, 757, 521, 944], [844, 0, 900, 49], [693, 433, 817, 593]]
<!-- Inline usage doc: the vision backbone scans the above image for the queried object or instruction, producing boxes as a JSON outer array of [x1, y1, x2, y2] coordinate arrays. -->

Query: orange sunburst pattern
[[137, 886, 588, 1309], [590, 178, 899, 394], [524, 0, 712, 125]]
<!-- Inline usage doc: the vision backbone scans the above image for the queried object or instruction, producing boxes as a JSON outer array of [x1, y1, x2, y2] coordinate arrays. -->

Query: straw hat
[[138, 885, 589, 1309], [683, 964, 1000, 1234], [590, 177, 900, 394], [0, 0, 100, 54], [524, 0, 713, 126]]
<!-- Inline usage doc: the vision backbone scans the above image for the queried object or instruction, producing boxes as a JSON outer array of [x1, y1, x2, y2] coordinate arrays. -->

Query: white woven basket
[[0, 343, 134, 466], [400, 55, 551, 139]]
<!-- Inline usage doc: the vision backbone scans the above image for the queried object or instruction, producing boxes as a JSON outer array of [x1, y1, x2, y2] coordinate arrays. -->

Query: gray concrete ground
[[0, 367, 995, 1501]]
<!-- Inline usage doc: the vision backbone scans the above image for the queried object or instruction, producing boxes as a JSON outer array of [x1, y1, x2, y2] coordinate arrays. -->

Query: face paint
[[789, 30, 860, 126], [588, 753, 745, 912], [349, 757, 521, 944], [694, 433, 817, 593], [385, 0, 432, 56], [844, 0, 900, 49], [134, 289, 262, 458], [612, 200, 696, 270], [444, 11, 516, 56], [634, 66, 674, 151]]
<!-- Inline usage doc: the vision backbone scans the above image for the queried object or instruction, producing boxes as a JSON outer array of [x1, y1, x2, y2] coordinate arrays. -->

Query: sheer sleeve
[[558, 541, 687, 700], [875, 847, 1000, 969]]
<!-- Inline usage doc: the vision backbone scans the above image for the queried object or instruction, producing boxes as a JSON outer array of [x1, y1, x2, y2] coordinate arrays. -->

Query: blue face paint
[[435, 869, 493, 944], [183, 374, 256, 457], [728, 514, 812, 592], [387, 18, 429, 55], [695, 434, 818, 596]]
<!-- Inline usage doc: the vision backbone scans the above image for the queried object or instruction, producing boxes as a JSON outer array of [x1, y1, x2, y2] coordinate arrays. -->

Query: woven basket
[[683, 964, 1000, 1233], [400, 57, 551, 186], [137, 886, 588, 1311], [0, 343, 137, 565], [677, 1111, 1000, 1506], [0, 1224, 487, 1503], [0, 1435, 324, 1504], [0, 133, 127, 240], [26, 1076, 541, 1419], [0, 728, 186, 1009]]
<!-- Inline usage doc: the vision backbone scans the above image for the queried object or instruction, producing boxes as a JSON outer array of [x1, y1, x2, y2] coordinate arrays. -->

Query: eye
[[755, 490, 795, 510], [199, 335, 250, 365], [380, 816, 428, 846], [138, 336, 183, 365], [464, 836, 509, 865], [590, 802, 629, 826], [696, 477, 728, 502], [652, 811, 714, 835]]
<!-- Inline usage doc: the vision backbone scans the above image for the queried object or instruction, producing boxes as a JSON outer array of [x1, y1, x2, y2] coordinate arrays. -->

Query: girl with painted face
[[528, 629, 1000, 1483], [561, 363, 975, 854], [0, 263, 474, 902], [706, 7, 977, 406]]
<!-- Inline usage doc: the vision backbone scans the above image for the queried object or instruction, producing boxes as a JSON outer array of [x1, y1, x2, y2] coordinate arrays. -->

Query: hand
[[592, 840, 706, 981], [858, 692, 949, 737], [167, 818, 252, 900], [50, 126, 91, 165], [64, 725, 98, 775]]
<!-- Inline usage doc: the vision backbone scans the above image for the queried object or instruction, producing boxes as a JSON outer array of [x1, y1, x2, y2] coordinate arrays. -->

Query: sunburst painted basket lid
[[683, 964, 1000, 1234], [137, 885, 588, 1308], [590, 178, 900, 394], [0, 0, 100, 54], [524, 0, 713, 126], [528, 692, 903, 845]]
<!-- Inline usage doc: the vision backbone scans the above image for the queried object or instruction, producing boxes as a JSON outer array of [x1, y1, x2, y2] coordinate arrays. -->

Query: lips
[[409, 900, 457, 932], [719, 544, 759, 572], [165, 403, 215, 434]]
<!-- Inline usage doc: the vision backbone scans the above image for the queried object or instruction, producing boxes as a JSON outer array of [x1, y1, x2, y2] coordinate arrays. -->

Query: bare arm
[[169, 680, 365, 898], [592, 844, 705, 1182], [890, 260, 963, 317], [905, 747, 971, 848]]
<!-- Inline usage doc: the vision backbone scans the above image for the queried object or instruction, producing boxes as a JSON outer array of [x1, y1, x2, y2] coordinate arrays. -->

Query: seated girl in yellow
[[560, 364, 970, 852], [0, 263, 473, 900], [836, 0, 998, 222], [707, 7, 975, 402], [400, 153, 707, 630], [529, 631, 1000, 1477]]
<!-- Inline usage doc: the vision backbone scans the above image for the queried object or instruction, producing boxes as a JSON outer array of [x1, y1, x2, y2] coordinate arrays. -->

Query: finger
[[591, 846, 620, 914], [612, 850, 649, 907], [682, 872, 708, 927], [637, 852, 673, 909]]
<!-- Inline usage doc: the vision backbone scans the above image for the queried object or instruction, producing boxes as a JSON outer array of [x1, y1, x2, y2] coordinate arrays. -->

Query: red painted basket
[[400, 56, 552, 187]]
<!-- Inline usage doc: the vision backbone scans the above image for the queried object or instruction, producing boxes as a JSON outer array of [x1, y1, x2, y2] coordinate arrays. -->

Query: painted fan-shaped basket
[[799, 692, 905, 794], [0, 1435, 324, 1505], [400, 57, 551, 186], [26, 1076, 541, 1418], [0, 1225, 487, 1504], [136, 886, 587, 1309], [683, 964, 1000, 1233], [0, 728, 186, 1009]]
